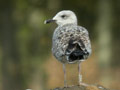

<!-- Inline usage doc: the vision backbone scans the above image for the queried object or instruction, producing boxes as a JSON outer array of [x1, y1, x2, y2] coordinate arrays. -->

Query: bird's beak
[[44, 19, 56, 24]]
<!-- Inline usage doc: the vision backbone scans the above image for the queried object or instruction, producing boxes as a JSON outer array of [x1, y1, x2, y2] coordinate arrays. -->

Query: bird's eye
[[61, 15, 66, 18]]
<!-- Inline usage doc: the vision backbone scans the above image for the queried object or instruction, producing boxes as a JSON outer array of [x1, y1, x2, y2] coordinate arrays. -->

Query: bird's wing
[[65, 26, 92, 61], [52, 25, 91, 62]]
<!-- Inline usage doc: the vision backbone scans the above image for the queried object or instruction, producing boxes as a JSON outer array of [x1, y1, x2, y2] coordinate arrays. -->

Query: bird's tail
[[69, 49, 85, 60], [65, 39, 88, 62]]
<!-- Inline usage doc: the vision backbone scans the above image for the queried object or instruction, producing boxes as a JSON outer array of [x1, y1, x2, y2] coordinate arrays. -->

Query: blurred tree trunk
[[0, 1, 25, 90], [95, 0, 113, 86]]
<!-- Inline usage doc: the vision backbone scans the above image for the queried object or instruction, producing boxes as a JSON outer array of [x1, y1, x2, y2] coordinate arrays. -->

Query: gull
[[44, 10, 92, 87]]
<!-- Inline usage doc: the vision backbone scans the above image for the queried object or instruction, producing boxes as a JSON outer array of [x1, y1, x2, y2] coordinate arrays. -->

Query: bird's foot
[[78, 82, 89, 86], [63, 84, 68, 88], [63, 85, 75, 88], [63, 85, 68, 88]]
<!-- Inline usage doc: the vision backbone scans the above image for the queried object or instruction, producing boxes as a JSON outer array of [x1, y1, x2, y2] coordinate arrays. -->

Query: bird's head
[[44, 10, 78, 26]]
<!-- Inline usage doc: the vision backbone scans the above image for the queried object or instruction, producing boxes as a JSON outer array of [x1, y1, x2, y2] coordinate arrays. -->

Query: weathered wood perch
[[51, 84, 114, 90]]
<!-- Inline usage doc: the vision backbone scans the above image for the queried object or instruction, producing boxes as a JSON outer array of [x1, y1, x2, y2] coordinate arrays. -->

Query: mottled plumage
[[44, 10, 92, 87], [52, 24, 91, 63]]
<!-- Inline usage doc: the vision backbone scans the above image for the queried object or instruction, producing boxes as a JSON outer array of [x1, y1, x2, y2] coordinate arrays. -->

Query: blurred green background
[[0, 0, 120, 90]]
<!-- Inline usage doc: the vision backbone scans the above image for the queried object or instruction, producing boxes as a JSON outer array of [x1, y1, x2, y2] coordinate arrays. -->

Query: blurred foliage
[[0, 0, 120, 90]]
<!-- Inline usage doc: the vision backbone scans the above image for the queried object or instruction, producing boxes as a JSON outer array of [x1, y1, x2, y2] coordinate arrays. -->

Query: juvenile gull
[[44, 10, 92, 87]]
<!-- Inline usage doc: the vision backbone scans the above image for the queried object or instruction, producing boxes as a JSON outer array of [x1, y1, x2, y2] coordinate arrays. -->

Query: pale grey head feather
[[52, 10, 78, 26]]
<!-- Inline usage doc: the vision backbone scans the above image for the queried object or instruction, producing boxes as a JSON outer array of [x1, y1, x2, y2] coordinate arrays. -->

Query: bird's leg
[[78, 62, 82, 85], [63, 64, 67, 87], [78, 62, 88, 86]]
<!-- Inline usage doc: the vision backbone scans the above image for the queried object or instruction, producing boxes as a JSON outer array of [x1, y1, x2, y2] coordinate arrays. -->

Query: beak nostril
[[44, 19, 56, 24]]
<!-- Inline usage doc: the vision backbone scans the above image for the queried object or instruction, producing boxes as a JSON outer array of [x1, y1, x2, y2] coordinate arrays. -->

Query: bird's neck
[[58, 22, 77, 27]]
